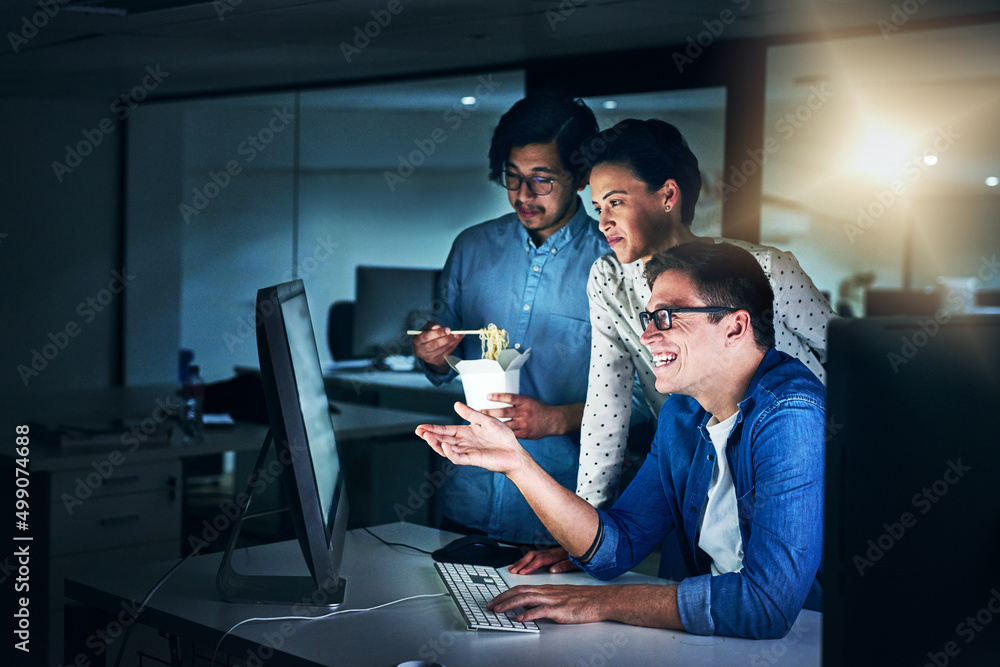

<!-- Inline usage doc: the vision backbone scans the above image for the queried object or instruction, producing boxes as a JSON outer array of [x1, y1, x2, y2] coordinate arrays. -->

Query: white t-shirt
[[698, 412, 744, 576]]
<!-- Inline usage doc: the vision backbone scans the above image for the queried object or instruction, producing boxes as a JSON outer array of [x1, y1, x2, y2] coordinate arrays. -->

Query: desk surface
[[0, 384, 445, 472], [66, 522, 821, 666]]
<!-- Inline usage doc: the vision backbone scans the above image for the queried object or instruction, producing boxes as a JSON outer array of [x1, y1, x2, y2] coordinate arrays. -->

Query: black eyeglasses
[[639, 307, 738, 331], [501, 171, 557, 195]]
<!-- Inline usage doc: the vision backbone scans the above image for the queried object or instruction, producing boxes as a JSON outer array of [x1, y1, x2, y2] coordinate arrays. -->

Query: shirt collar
[[518, 197, 592, 252], [698, 347, 782, 441]]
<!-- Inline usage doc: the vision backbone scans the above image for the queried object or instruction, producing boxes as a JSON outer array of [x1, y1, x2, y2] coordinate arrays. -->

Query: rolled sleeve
[[677, 575, 715, 635]]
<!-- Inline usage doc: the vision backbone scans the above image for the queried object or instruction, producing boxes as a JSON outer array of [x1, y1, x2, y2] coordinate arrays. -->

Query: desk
[[323, 368, 464, 416], [0, 386, 446, 667], [65, 522, 822, 666]]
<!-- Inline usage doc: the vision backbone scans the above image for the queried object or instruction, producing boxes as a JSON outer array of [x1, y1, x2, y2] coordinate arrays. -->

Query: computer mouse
[[431, 535, 523, 568]]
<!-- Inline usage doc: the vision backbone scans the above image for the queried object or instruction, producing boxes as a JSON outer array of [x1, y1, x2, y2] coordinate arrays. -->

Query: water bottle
[[180, 364, 205, 442]]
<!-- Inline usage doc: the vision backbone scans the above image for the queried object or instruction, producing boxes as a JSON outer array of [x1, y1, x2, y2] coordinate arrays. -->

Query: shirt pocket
[[539, 312, 591, 362]]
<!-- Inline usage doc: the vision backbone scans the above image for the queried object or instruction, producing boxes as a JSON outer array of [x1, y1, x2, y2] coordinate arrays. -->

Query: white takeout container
[[446, 349, 531, 420]]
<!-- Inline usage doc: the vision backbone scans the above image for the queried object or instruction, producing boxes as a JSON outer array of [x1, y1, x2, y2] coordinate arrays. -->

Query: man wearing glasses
[[411, 94, 608, 545], [416, 242, 825, 639]]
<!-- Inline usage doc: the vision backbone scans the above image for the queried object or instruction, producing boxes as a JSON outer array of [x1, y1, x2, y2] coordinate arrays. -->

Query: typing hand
[[508, 547, 579, 575], [412, 322, 464, 374], [415, 402, 527, 475], [487, 584, 611, 625], [480, 394, 568, 440]]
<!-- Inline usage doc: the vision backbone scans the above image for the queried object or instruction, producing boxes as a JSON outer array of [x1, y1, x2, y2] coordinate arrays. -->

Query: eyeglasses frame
[[639, 306, 739, 331]]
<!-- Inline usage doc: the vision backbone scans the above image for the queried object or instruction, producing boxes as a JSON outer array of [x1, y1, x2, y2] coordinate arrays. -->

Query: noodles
[[479, 324, 509, 361]]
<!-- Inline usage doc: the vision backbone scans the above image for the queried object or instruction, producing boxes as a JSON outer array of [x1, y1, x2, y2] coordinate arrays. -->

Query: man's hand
[[415, 402, 528, 475], [481, 395, 583, 440], [487, 584, 615, 624], [412, 322, 464, 374], [488, 583, 684, 630], [508, 547, 579, 575]]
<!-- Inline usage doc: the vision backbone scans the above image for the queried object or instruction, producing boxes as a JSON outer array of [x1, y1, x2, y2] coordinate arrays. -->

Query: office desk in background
[[65, 522, 822, 667], [322, 366, 464, 416], [0, 385, 447, 667]]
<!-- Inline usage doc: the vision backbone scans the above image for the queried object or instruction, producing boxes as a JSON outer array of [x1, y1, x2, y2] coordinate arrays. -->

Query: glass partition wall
[[761, 23, 1000, 316]]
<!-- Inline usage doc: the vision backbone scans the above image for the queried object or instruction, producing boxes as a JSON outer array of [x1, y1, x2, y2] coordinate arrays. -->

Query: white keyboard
[[433, 561, 540, 633]]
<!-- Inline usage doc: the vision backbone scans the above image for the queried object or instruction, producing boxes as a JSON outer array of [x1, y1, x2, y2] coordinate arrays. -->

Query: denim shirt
[[425, 199, 608, 544], [574, 349, 825, 638]]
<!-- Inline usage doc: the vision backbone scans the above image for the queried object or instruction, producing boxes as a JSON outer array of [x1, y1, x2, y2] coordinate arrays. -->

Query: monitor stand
[[216, 430, 346, 607]]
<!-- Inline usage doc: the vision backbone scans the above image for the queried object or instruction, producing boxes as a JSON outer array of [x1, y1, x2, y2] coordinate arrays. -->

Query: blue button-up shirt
[[574, 349, 825, 638], [425, 199, 608, 544]]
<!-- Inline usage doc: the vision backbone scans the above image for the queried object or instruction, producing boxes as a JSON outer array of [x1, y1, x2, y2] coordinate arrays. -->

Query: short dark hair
[[582, 119, 701, 226], [488, 94, 598, 186], [643, 242, 775, 349]]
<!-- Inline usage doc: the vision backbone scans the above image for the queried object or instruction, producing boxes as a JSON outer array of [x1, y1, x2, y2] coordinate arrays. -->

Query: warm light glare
[[460, 96, 476, 106], [602, 100, 618, 110], [854, 123, 912, 179], [987, 176, 1000, 187], [922, 154, 938, 166]]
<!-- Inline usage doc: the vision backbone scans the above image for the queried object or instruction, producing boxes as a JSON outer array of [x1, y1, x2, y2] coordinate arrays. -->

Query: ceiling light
[[922, 154, 938, 166], [460, 96, 477, 106], [602, 100, 618, 110], [986, 177, 999, 187]]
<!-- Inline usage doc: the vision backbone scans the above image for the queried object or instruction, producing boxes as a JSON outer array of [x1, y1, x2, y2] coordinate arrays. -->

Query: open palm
[[416, 402, 526, 475]]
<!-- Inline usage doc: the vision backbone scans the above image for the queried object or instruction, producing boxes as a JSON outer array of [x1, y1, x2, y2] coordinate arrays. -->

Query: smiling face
[[505, 141, 582, 244], [639, 269, 732, 400], [590, 162, 676, 265]]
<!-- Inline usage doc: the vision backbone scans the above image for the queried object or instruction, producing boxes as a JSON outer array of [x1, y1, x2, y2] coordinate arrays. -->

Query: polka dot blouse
[[576, 237, 836, 509]]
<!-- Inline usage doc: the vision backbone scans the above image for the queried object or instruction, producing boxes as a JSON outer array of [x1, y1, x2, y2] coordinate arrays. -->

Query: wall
[[0, 97, 122, 395]]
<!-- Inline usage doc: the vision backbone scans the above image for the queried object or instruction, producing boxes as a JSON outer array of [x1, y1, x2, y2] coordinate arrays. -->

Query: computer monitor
[[824, 315, 1000, 665], [217, 279, 349, 607], [352, 265, 441, 359], [864, 288, 941, 316]]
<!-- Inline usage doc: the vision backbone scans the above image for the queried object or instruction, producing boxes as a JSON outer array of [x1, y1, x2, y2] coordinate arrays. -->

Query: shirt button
[[707, 454, 714, 461], [514, 343, 520, 349], [550, 249, 557, 254], [523, 304, 530, 311], [532, 266, 540, 272], [688, 506, 697, 513]]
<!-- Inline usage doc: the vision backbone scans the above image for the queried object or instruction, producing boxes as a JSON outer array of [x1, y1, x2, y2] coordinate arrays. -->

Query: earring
[[665, 204, 671, 212]]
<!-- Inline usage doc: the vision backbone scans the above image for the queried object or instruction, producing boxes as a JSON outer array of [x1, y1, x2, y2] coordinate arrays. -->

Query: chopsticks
[[406, 329, 485, 335]]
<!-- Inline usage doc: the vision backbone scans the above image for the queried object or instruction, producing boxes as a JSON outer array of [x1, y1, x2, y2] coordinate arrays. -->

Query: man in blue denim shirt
[[416, 242, 825, 639], [412, 95, 608, 545]]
